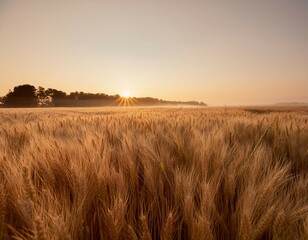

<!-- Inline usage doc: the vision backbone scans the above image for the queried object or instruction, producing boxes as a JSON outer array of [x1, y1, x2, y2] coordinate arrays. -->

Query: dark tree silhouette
[[46, 89, 67, 106], [67, 92, 78, 100], [49, 89, 67, 99], [36, 86, 53, 106], [0, 84, 207, 107], [2, 84, 38, 107]]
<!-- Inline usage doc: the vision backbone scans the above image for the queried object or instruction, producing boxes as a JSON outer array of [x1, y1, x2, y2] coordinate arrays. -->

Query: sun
[[122, 90, 130, 98], [116, 90, 136, 106]]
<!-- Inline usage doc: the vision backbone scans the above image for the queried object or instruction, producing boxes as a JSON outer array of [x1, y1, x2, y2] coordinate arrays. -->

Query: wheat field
[[0, 107, 307, 240]]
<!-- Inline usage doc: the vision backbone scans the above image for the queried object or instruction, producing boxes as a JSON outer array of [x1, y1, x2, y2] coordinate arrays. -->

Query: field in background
[[0, 107, 307, 240]]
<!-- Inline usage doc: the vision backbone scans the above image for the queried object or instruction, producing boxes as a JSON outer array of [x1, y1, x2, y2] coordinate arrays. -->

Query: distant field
[[0, 107, 307, 240]]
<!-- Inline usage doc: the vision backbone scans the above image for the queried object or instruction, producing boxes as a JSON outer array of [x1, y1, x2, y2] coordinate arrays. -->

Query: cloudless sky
[[0, 0, 307, 105]]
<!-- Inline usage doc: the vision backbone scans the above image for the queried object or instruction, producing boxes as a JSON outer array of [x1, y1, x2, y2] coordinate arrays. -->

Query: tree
[[46, 89, 67, 106], [2, 84, 38, 107], [36, 86, 52, 106], [50, 89, 67, 99]]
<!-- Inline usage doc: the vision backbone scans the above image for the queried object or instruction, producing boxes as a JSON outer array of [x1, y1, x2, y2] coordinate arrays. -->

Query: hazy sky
[[0, 0, 307, 105]]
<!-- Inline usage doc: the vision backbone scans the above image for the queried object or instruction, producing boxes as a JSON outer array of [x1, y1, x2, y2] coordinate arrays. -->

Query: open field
[[0, 107, 307, 240]]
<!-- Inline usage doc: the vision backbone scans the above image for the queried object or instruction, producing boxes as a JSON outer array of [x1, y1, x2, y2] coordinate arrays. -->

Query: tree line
[[0, 84, 207, 107]]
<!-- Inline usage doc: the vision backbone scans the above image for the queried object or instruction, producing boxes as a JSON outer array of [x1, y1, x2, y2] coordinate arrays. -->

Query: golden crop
[[0, 107, 307, 240]]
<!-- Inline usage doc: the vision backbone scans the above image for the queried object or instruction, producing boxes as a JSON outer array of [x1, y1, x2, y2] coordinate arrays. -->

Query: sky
[[0, 0, 307, 105]]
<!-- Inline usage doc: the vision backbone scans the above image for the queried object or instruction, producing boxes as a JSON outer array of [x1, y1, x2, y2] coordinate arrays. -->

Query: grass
[[0, 107, 307, 240]]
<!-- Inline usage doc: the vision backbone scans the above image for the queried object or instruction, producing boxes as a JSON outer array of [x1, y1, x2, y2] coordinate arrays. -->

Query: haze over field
[[0, 0, 308, 105]]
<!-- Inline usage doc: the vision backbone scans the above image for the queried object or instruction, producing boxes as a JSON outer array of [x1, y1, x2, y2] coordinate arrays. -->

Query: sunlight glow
[[122, 90, 130, 98], [116, 90, 137, 107]]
